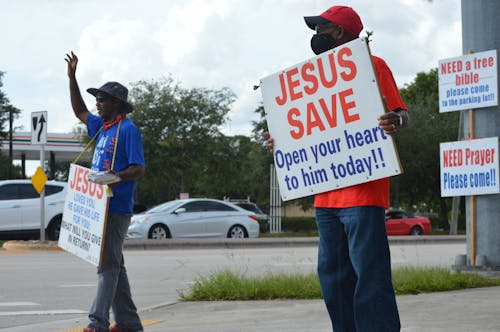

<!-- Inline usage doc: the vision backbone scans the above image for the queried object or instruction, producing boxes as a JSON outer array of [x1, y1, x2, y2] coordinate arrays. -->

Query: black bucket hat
[[87, 81, 133, 113]]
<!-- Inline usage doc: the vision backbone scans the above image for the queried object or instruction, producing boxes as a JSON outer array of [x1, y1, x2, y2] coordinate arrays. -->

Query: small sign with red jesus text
[[438, 50, 498, 113], [260, 38, 402, 201], [58, 164, 110, 266], [440, 137, 499, 197]]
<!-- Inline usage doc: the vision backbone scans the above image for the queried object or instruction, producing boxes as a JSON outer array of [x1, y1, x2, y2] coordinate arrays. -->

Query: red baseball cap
[[304, 5, 363, 37]]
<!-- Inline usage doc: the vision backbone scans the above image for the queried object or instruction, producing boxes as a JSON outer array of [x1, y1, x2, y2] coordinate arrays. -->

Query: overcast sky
[[1, 0, 461, 160]]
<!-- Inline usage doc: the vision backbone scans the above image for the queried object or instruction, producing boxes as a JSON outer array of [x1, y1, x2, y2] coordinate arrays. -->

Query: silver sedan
[[127, 198, 260, 239]]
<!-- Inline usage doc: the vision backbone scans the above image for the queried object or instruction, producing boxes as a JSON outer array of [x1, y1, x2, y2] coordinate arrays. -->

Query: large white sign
[[438, 50, 498, 113], [440, 137, 499, 197], [58, 164, 110, 266], [261, 38, 402, 201]]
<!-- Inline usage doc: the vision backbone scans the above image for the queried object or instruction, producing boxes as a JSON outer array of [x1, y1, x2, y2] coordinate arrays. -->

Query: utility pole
[[461, 0, 500, 268]]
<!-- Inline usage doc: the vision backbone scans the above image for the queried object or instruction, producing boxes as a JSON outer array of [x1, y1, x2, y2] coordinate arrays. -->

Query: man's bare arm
[[65, 51, 90, 124]]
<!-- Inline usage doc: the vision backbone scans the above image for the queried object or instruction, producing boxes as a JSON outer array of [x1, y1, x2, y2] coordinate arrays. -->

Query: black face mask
[[310, 33, 337, 55]]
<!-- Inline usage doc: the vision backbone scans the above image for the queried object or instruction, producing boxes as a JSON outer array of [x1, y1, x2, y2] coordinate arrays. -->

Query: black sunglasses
[[96, 95, 111, 103]]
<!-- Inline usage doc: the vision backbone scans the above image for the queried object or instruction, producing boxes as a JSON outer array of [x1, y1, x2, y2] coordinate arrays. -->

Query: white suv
[[0, 179, 67, 240]]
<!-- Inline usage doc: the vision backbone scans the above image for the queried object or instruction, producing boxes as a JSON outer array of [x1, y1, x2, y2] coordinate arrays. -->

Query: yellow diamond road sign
[[31, 166, 48, 194]]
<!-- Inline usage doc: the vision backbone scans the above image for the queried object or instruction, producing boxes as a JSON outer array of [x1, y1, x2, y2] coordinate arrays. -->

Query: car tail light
[[249, 214, 258, 221]]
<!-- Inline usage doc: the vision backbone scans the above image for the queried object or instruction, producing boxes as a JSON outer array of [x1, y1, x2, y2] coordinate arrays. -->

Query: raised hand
[[65, 51, 78, 79]]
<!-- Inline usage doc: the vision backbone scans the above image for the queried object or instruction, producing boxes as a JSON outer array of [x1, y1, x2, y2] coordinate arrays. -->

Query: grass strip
[[182, 270, 321, 301], [181, 267, 500, 301], [393, 266, 500, 294]]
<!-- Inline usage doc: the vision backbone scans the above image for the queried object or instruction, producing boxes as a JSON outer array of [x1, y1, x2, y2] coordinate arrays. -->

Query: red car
[[385, 210, 432, 236]]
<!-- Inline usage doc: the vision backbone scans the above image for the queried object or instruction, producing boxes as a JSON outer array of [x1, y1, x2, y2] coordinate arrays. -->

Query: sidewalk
[[3, 286, 500, 332]]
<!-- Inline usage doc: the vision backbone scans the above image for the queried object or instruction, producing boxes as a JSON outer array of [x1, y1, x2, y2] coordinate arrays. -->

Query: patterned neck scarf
[[103, 113, 126, 131]]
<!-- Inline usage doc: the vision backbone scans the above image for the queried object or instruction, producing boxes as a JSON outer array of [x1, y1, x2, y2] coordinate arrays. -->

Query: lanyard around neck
[[72, 120, 122, 171]]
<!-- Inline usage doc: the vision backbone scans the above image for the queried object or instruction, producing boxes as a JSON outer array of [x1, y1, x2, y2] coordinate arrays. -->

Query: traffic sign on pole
[[31, 111, 48, 145], [31, 111, 48, 240]]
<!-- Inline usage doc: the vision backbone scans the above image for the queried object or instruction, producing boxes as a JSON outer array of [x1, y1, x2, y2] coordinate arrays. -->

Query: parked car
[[385, 209, 432, 236], [127, 198, 260, 240], [0, 179, 67, 240], [230, 200, 269, 222]]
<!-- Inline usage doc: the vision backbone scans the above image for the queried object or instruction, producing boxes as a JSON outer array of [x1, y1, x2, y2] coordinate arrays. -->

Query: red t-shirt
[[314, 56, 407, 209]]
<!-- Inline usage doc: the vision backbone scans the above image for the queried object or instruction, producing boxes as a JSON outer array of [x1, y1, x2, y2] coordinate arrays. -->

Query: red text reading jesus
[[274, 47, 359, 139], [69, 167, 105, 199]]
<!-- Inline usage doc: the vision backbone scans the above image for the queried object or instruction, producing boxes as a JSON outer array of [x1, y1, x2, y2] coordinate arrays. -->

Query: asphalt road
[[0, 240, 466, 329]]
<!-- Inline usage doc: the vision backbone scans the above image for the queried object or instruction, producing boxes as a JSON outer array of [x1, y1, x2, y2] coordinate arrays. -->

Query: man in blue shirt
[[66, 51, 145, 332]]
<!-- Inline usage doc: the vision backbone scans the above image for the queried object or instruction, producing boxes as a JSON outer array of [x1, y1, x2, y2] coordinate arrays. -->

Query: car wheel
[[148, 224, 171, 240], [410, 226, 423, 236], [228, 225, 248, 239], [47, 215, 62, 241]]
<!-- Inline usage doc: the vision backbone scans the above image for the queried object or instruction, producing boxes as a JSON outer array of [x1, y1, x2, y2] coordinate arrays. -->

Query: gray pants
[[88, 214, 143, 332]]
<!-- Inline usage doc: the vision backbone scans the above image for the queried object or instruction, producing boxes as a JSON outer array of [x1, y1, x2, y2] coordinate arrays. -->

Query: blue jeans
[[88, 214, 143, 332], [315, 206, 400, 332]]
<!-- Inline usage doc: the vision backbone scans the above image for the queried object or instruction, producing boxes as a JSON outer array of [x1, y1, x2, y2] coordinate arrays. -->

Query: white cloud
[[155, 0, 230, 66]]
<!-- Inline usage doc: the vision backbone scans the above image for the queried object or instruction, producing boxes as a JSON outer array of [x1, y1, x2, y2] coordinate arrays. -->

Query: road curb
[[124, 237, 320, 250], [124, 235, 466, 250], [2, 240, 63, 251], [388, 235, 466, 245], [2, 235, 466, 251]]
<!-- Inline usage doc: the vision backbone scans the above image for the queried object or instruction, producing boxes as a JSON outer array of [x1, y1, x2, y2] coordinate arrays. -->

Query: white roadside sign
[[31, 111, 48, 145], [58, 164, 110, 266], [440, 137, 499, 197], [260, 38, 402, 201], [438, 49, 498, 112]]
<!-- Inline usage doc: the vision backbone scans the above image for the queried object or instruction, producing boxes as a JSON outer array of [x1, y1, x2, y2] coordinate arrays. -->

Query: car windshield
[[146, 200, 183, 214]]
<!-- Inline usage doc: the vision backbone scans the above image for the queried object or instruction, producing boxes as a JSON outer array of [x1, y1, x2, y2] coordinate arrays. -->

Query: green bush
[[281, 217, 316, 232], [429, 215, 442, 230], [429, 213, 466, 232], [258, 219, 268, 233]]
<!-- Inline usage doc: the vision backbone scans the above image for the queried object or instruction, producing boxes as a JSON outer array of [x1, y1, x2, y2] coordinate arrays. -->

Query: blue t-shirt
[[87, 113, 145, 214]]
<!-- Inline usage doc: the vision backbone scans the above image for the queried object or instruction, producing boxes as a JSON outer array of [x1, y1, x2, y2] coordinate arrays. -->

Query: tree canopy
[[128, 78, 269, 208], [0, 71, 22, 179], [396, 68, 462, 227]]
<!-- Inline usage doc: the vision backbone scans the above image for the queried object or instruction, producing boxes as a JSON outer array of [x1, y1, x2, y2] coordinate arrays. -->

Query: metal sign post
[[269, 164, 282, 233], [31, 111, 48, 241], [40, 146, 46, 241]]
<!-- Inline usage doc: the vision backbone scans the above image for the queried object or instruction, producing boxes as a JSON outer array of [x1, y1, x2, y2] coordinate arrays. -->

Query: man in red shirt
[[266, 5, 408, 332]]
